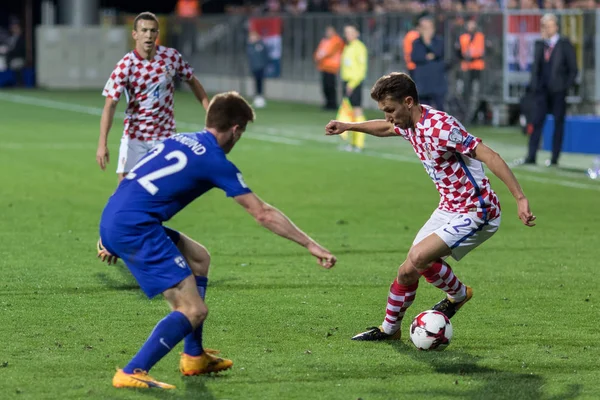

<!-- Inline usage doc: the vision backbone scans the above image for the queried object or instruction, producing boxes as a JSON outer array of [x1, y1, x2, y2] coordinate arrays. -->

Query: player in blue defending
[[98, 92, 337, 390]]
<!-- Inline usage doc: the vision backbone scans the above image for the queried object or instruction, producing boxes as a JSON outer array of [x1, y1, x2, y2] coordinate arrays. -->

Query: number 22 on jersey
[[126, 143, 187, 195]]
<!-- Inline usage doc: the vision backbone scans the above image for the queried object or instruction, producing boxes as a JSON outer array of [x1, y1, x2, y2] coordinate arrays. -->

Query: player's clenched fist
[[325, 120, 349, 136], [307, 242, 337, 269]]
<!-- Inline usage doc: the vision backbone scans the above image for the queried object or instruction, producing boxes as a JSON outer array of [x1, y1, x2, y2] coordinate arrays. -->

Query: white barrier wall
[[194, 73, 375, 108], [36, 26, 128, 89]]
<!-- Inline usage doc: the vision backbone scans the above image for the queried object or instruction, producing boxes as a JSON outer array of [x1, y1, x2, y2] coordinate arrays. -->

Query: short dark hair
[[414, 11, 430, 27], [133, 12, 159, 30], [205, 92, 256, 132], [370, 72, 419, 104]]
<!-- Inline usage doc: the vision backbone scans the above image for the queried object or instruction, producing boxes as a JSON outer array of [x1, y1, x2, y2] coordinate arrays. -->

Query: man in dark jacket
[[524, 13, 578, 166], [247, 30, 270, 108], [5, 20, 26, 86], [411, 17, 447, 111]]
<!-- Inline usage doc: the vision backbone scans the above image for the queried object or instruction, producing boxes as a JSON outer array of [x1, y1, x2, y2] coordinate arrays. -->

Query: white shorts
[[116, 136, 163, 174], [413, 209, 501, 261]]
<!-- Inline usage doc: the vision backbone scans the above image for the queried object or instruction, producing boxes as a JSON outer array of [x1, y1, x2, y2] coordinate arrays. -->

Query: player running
[[99, 92, 336, 389], [325, 72, 535, 341], [96, 11, 210, 181]]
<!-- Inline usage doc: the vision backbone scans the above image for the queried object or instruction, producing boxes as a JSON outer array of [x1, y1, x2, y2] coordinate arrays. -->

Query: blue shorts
[[99, 223, 191, 298]]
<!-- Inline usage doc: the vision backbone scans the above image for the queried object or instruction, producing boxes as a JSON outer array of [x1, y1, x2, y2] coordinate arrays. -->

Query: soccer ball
[[409, 310, 453, 351]]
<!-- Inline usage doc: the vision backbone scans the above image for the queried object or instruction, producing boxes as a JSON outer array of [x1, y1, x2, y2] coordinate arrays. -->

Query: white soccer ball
[[409, 310, 453, 351]]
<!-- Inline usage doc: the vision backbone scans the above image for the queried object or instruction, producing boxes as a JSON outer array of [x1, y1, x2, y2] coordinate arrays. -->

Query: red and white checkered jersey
[[102, 46, 194, 141], [394, 106, 501, 220]]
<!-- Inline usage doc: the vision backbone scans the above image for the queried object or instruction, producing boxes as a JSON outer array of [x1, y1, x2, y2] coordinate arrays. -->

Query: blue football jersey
[[101, 130, 252, 225]]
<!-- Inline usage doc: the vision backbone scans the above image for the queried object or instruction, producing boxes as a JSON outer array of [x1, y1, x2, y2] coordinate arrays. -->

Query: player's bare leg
[[176, 233, 233, 375], [352, 233, 471, 341], [407, 234, 473, 319], [96, 172, 127, 261]]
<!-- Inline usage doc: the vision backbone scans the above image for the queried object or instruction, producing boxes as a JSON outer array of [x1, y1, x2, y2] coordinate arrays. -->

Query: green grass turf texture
[[0, 89, 598, 400]]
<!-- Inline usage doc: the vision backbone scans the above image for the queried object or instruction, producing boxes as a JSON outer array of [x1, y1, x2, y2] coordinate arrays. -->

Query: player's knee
[[397, 265, 420, 285], [407, 247, 428, 270], [184, 302, 208, 328]]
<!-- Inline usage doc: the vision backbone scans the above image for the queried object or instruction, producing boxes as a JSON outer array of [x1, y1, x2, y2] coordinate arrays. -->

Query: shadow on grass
[[128, 376, 221, 400], [148, 376, 222, 400], [389, 341, 582, 400], [95, 269, 139, 292]]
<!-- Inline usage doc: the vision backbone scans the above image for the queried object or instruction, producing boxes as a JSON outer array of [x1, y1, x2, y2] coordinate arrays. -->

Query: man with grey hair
[[523, 13, 577, 167]]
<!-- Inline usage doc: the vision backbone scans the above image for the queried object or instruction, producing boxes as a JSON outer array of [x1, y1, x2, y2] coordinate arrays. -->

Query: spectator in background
[[554, 0, 565, 9], [175, 0, 199, 57], [6, 19, 26, 86], [465, 0, 481, 11], [265, 0, 282, 13], [307, 0, 330, 11], [457, 18, 486, 123], [411, 17, 447, 110], [520, 0, 540, 9], [523, 13, 578, 166], [314, 26, 345, 110], [247, 30, 270, 108], [403, 14, 423, 79], [339, 24, 368, 152], [285, 0, 308, 14], [176, 0, 200, 16]]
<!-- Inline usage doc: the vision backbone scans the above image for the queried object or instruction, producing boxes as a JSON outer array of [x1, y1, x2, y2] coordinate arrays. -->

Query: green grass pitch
[[0, 89, 598, 400]]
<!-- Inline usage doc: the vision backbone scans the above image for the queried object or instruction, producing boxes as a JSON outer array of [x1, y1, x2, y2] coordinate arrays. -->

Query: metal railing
[[169, 10, 598, 106]]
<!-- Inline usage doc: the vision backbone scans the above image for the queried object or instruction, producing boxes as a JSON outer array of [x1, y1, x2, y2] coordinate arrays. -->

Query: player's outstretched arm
[[472, 143, 536, 227], [325, 119, 396, 137], [186, 76, 210, 110], [97, 97, 118, 170], [234, 193, 337, 269]]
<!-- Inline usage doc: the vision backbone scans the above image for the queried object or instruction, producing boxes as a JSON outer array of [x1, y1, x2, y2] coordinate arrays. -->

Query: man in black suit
[[411, 17, 447, 111], [524, 14, 578, 166]]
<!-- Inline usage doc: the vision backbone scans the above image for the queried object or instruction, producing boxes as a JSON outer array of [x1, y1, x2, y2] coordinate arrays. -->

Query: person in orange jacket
[[314, 26, 345, 110], [457, 18, 487, 123], [176, 0, 200, 17]]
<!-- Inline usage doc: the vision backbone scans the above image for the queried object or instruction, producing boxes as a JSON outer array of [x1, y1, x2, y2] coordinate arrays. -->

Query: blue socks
[[123, 311, 193, 374], [183, 276, 208, 357]]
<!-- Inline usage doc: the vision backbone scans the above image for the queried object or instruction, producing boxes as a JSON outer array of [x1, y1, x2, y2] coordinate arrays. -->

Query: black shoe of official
[[432, 286, 473, 319], [515, 158, 535, 166], [351, 326, 401, 341]]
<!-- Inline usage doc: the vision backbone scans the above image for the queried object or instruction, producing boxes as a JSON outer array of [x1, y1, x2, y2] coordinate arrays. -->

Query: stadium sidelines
[[1, 92, 599, 192]]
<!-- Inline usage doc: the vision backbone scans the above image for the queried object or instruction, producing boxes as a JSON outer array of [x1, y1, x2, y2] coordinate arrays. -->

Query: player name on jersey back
[[101, 131, 252, 226], [171, 133, 207, 155]]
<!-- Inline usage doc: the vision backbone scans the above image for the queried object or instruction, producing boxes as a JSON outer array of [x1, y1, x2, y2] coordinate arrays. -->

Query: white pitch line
[[1, 92, 599, 191], [0, 142, 96, 150]]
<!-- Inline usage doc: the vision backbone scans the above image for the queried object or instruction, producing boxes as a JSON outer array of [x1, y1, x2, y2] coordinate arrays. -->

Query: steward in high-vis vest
[[457, 19, 487, 124], [314, 26, 345, 110], [176, 0, 200, 18], [459, 22, 485, 72]]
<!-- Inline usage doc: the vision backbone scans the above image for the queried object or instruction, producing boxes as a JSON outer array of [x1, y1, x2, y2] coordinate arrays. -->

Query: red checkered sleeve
[[438, 120, 481, 156], [102, 56, 130, 101], [175, 50, 194, 81], [393, 126, 411, 140]]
